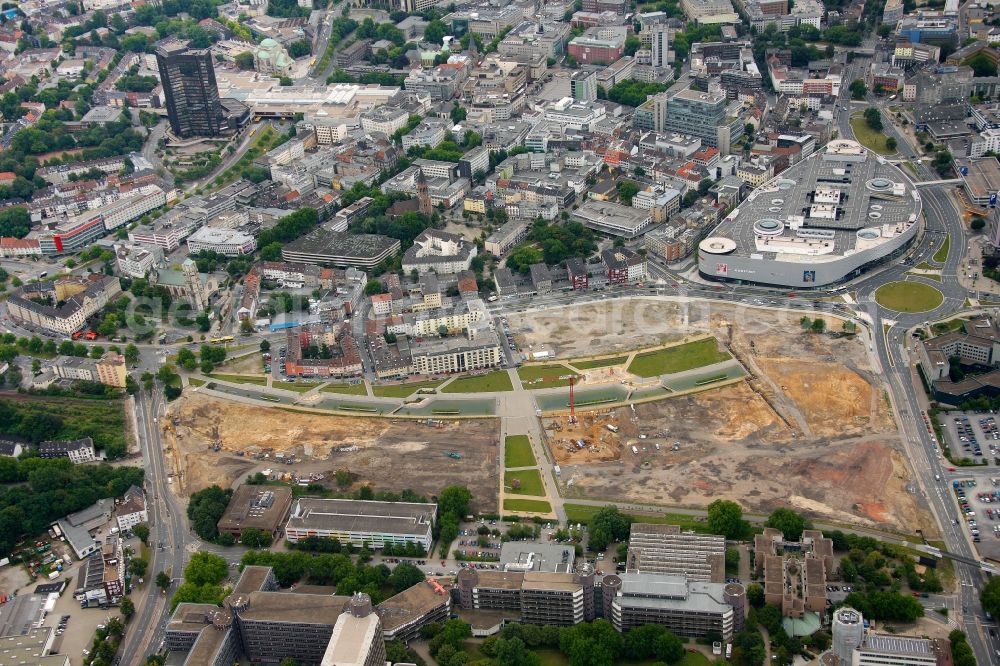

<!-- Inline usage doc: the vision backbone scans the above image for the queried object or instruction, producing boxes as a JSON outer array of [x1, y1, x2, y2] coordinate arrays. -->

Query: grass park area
[[563, 503, 712, 534], [517, 364, 577, 389], [849, 113, 897, 156], [320, 383, 368, 396], [441, 370, 513, 393], [504, 435, 537, 468], [874, 281, 944, 313], [627, 338, 730, 378], [931, 318, 968, 335], [372, 380, 444, 398], [572, 356, 628, 370], [933, 235, 950, 263], [504, 469, 546, 496], [503, 498, 552, 513], [208, 373, 268, 386]]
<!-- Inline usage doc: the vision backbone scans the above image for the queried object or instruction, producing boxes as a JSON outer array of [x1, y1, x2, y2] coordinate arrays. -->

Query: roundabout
[[874, 281, 944, 313]]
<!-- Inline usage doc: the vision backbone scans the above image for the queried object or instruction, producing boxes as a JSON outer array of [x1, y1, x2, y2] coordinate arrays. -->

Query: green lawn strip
[[504, 435, 537, 468], [188, 377, 205, 387], [907, 271, 941, 282], [504, 469, 545, 496], [572, 356, 629, 370], [320, 383, 368, 395], [503, 498, 552, 513], [627, 338, 730, 378], [275, 381, 324, 393], [849, 113, 897, 156], [518, 363, 575, 382], [372, 380, 444, 398], [932, 235, 950, 263], [931, 318, 967, 335], [915, 262, 938, 271], [874, 281, 944, 313], [208, 373, 268, 386], [441, 370, 513, 393]]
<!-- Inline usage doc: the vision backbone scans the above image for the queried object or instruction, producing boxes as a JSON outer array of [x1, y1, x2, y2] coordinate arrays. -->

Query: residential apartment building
[[284, 498, 436, 550], [601, 247, 647, 284], [409, 323, 503, 375], [115, 485, 148, 532], [8, 276, 122, 336], [626, 523, 726, 582], [39, 437, 98, 464]]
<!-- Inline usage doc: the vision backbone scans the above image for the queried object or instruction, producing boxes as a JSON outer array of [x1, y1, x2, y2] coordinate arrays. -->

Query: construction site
[[529, 298, 933, 534], [160, 392, 500, 510]]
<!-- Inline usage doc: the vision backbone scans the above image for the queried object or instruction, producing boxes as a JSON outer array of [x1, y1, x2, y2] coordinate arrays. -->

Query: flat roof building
[[572, 199, 653, 238], [282, 228, 401, 269], [698, 139, 921, 288], [626, 523, 726, 582], [285, 498, 436, 550], [217, 485, 294, 541]]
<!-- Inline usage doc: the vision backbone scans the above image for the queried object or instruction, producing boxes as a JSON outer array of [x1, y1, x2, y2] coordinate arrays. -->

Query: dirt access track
[[161, 392, 499, 511], [525, 299, 933, 535]]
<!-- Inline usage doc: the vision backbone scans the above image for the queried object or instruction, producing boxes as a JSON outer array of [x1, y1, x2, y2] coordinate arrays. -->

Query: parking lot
[[940, 412, 1000, 465], [950, 478, 1000, 561]]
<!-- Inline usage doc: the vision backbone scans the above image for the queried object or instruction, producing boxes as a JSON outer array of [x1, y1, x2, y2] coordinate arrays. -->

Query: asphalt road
[[117, 387, 187, 666]]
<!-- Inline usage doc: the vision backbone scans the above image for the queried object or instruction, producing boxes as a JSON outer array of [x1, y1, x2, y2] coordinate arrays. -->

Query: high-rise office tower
[[155, 39, 223, 138], [651, 23, 670, 69]]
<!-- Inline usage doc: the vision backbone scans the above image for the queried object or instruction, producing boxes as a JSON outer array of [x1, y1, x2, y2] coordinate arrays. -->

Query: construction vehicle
[[445, 452, 462, 459]]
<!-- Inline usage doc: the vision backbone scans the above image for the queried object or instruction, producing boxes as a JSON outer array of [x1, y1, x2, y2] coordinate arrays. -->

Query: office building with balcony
[[665, 88, 727, 148], [284, 498, 436, 550], [626, 523, 726, 582]]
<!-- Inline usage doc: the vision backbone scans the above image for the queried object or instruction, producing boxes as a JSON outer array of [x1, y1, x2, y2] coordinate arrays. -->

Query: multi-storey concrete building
[[626, 523, 726, 582], [606, 574, 743, 640], [186, 226, 257, 256], [409, 321, 503, 374], [284, 498, 436, 550], [484, 220, 530, 257], [113, 242, 160, 279], [665, 88, 727, 148], [402, 229, 478, 275], [753, 528, 833, 617], [156, 39, 223, 138]]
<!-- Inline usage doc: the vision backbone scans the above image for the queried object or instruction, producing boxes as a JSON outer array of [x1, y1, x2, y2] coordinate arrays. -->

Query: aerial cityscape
[[2, 0, 1000, 663]]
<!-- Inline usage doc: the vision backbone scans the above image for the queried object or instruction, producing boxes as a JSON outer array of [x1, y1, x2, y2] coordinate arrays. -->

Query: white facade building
[[186, 227, 257, 256]]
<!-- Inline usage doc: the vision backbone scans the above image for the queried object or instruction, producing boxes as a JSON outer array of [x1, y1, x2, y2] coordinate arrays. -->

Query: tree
[[810, 318, 825, 333], [849, 79, 867, 100], [123, 343, 140, 365], [365, 279, 384, 296], [886, 137, 897, 151], [972, 216, 986, 231], [186, 485, 233, 541], [588, 506, 631, 552], [495, 636, 540, 666], [155, 571, 172, 591], [260, 339, 271, 353], [438, 485, 472, 517], [616, 180, 640, 205], [288, 39, 311, 58], [747, 582, 765, 608], [559, 619, 623, 666], [120, 596, 135, 621], [0, 207, 30, 238], [766, 508, 809, 541], [424, 19, 446, 45], [129, 557, 148, 578], [388, 562, 425, 592], [133, 523, 150, 545], [707, 499, 749, 539], [184, 552, 229, 586], [241, 528, 273, 548], [982, 576, 1000, 620]]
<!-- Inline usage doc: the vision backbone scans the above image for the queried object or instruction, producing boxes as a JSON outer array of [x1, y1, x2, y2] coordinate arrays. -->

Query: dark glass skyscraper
[[155, 39, 222, 138]]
